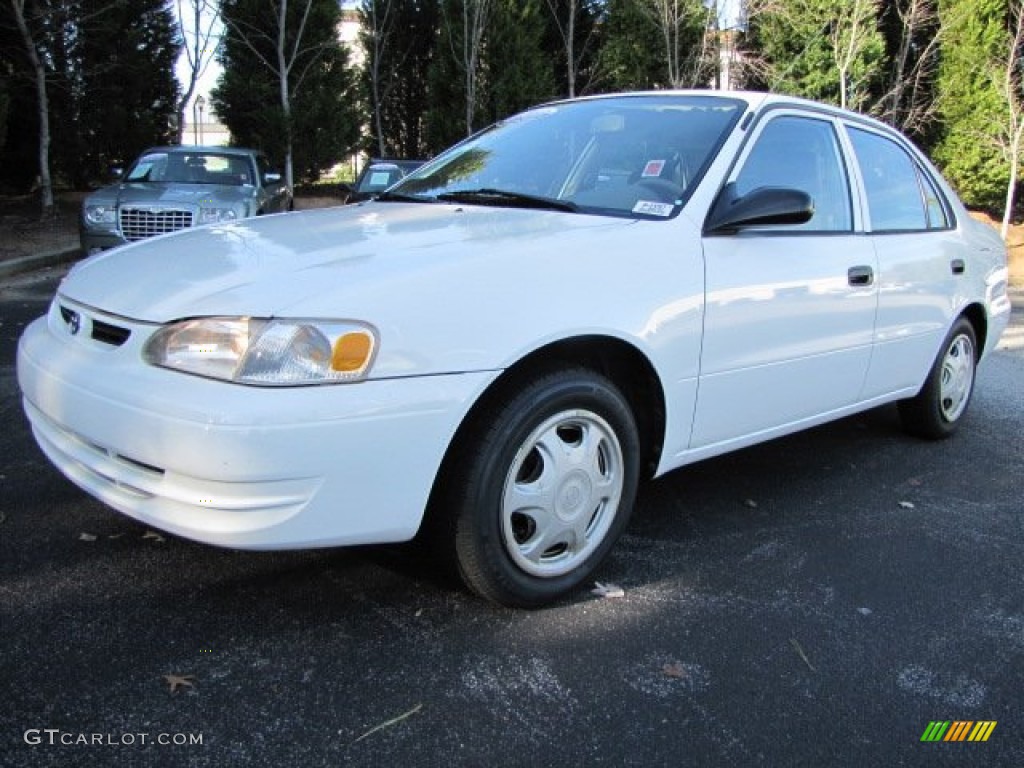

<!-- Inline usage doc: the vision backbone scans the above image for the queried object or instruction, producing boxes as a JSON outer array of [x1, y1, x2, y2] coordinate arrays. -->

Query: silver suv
[[80, 146, 292, 253]]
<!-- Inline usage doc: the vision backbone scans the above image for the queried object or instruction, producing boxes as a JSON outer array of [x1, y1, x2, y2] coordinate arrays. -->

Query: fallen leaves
[[162, 674, 196, 694], [351, 703, 423, 744], [789, 637, 817, 673], [591, 581, 625, 599], [898, 500, 915, 509], [78, 532, 97, 542], [142, 531, 166, 543], [662, 662, 689, 679]]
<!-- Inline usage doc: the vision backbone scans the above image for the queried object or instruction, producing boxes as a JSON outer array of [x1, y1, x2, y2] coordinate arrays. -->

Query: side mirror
[[263, 172, 282, 185], [705, 182, 814, 234]]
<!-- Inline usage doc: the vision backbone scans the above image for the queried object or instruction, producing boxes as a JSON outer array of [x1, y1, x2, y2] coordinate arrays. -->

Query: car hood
[[61, 202, 636, 324], [87, 182, 254, 207]]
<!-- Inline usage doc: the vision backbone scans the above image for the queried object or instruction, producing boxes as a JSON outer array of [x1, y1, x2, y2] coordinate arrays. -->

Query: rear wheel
[[438, 367, 640, 607], [898, 316, 977, 439]]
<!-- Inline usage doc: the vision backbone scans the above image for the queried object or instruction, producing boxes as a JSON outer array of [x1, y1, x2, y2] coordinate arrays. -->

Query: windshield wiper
[[435, 188, 577, 213], [374, 190, 435, 204]]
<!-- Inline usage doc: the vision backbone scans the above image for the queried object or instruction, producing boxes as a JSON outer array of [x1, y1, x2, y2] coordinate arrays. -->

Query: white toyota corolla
[[18, 92, 1011, 606]]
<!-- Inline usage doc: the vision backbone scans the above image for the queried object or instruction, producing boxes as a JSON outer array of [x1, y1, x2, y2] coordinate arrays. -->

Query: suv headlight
[[198, 207, 239, 224], [84, 204, 116, 227], [143, 317, 378, 385]]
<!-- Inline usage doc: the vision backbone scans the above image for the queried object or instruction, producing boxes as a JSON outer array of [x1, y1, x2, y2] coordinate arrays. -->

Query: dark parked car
[[80, 146, 292, 253], [346, 158, 424, 203]]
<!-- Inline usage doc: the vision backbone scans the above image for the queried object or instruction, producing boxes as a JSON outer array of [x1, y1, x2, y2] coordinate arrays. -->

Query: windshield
[[357, 165, 406, 193], [392, 94, 745, 219], [125, 152, 254, 186]]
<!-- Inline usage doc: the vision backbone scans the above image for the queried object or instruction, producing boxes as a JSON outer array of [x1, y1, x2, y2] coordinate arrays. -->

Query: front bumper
[[79, 225, 127, 253], [17, 301, 496, 549]]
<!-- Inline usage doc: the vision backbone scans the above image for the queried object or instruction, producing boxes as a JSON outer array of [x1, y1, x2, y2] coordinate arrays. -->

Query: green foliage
[[479, 0, 557, 125], [360, 0, 439, 158], [424, 0, 556, 155], [538, 0, 604, 97], [748, 0, 885, 110], [66, 0, 181, 183], [597, 0, 668, 90], [213, 0, 360, 182], [933, 0, 1011, 210]]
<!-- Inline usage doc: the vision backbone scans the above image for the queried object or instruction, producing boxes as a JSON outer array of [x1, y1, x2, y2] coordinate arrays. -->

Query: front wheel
[[438, 368, 640, 607], [898, 316, 977, 439]]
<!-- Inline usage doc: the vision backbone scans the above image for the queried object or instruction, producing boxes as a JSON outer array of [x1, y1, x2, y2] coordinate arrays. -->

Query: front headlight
[[198, 207, 239, 225], [143, 317, 378, 385], [84, 204, 116, 227]]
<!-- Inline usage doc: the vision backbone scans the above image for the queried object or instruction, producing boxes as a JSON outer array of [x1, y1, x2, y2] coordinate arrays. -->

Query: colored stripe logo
[[920, 721, 996, 742]]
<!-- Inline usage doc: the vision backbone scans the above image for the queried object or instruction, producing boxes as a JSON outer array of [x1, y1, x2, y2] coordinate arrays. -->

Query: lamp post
[[196, 95, 206, 146]]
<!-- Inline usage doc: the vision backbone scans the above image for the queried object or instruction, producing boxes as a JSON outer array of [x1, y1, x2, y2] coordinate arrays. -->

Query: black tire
[[437, 367, 640, 608], [898, 316, 977, 440]]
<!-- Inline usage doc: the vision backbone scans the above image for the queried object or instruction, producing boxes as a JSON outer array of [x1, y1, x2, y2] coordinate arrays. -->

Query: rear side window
[[848, 127, 948, 231], [734, 115, 852, 232]]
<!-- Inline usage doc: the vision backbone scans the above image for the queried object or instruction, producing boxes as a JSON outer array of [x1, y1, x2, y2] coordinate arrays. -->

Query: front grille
[[91, 319, 131, 347], [119, 206, 194, 242], [58, 304, 131, 347]]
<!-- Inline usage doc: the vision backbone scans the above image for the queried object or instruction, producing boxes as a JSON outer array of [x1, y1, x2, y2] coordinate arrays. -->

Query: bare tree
[[745, 0, 883, 110], [10, 0, 53, 217], [830, 0, 881, 110], [175, 0, 221, 144], [220, 0, 335, 193], [543, 0, 600, 97], [996, 4, 1023, 239], [440, 0, 492, 137], [633, 0, 711, 89], [871, 0, 941, 138], [362, 0, 398, 156]]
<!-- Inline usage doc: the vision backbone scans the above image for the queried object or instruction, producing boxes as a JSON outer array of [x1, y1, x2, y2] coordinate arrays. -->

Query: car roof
[[139, 146, 261, 157], [541, 90, 903, 140]]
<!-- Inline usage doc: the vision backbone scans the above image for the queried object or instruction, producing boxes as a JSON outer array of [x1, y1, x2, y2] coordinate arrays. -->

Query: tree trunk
[[12, 0, 54, 218], [277, 0, 294, 194], [1002, 125, 1022, 240]]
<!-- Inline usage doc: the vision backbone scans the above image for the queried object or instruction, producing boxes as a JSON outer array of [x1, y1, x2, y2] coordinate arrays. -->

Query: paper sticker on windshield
[[633, 200, 674, 217], [641, 160, 666, 178]]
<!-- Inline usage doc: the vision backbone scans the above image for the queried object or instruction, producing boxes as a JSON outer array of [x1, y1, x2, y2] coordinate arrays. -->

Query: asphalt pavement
[[1, 267, 1022, 767]]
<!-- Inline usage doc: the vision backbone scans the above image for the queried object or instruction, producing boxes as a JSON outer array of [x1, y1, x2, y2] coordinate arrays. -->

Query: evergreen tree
[[746, 0, 885, 110], [0, 0, 180, 194], [539, 0, 603, 98], [70, 0, 181, 183], [598, 0, 673, 90], [480, 0, 557, 124], [213, 0, 361, 187], [425, 0, 557, 154], [933, 0, 1013, 211], [360, 0, 439, 158]]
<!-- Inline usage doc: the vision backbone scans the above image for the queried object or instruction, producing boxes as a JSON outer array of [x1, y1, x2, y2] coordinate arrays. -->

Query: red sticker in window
[[642, 160, 666, 178]]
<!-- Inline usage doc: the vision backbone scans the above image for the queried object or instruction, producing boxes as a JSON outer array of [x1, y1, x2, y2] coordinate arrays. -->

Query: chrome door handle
[[848, 265, 874, 286]]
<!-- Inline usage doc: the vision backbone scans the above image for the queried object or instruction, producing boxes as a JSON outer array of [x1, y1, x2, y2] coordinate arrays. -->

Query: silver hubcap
[[501, 409, 624, 578], [939, 333, 974, 422]]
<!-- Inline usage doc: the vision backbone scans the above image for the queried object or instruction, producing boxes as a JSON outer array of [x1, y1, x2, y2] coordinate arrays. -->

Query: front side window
[[848, 127, 932, 231], [733, 115, 853, 232], [391, 95, 745, 219]]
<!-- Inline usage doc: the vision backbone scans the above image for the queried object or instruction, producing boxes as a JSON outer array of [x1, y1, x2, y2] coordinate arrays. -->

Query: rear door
[[843, 124, 961, 398], [693, 111, 878, 450]]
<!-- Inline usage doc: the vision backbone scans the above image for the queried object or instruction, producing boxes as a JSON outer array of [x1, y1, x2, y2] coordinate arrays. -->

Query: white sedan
[[18, 92, 1011, 607]]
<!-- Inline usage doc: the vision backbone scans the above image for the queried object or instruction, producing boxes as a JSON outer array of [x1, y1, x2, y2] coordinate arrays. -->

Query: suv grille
[[119, 206, 194, 242]]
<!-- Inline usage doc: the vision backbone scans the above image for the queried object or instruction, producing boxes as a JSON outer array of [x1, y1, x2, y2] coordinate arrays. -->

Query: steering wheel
[[632, 177, 683, 203]]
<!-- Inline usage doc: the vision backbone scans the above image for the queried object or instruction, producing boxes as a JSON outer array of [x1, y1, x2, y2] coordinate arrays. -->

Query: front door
[[693, 112, 878, 450]]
